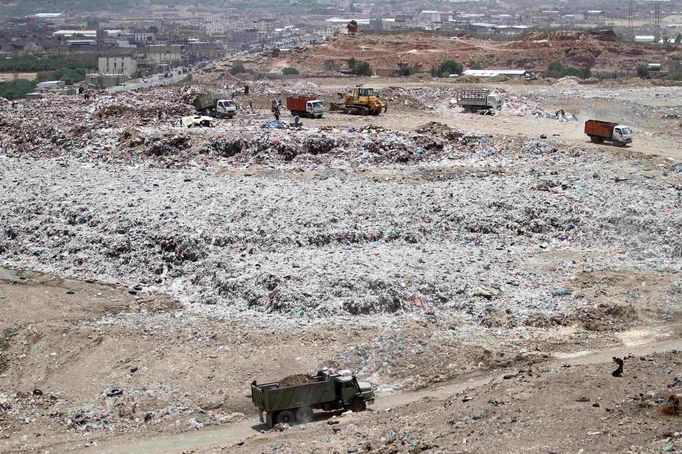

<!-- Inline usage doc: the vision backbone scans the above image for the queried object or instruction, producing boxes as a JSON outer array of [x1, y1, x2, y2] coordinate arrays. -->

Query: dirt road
[[69, 333, 682, 454]]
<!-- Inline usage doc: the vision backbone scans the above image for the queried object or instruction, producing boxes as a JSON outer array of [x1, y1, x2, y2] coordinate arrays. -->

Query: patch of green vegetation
[[0, 79, 37, 100], [282, 67, 300, 75], [546, 61, 591, 79], [348, 57, 373, 76], [431, 60, 463, 78], [230, 60, 245, 75], [0, 54, 97, 73], [636, 64, 650, 79], [36, 67, 88, 84]]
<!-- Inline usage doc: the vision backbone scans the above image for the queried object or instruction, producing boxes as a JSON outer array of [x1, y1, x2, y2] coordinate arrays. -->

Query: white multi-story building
[[98, 56, 138, 78], [206, 21, 227, 35]]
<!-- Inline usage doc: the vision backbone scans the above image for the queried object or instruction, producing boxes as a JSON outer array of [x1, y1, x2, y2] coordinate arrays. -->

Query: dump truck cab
[[613, 125, 633, 144], [486, 93, 504, 109], [335, 374, 374, 408], [216, 99, 236, 118], [306, 100, 325, 117]]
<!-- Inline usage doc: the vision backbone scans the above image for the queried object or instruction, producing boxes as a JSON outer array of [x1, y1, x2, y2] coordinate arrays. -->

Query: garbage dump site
[[1, 78, 682, 454]]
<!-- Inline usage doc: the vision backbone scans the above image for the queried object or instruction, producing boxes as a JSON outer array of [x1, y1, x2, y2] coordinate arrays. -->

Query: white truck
[[456, 90, 504, 113], [193, 94, 237, 119]]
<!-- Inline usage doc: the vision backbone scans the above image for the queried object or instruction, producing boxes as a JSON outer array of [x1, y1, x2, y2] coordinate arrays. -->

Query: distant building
[[146, 44, 183, 65], [325, 17, 370, 31], [66, 39, 97, 48], [634, 35, 656, 43], [37, 80, 65, 91], [206, 21, 227, 35], [33, 13, 65, 26], [53, 30, 97, 39], [462, 69, 529, 78], [419, 10, 451, 24], [98, 56, 138, 78], [132, 30, 154, 44]]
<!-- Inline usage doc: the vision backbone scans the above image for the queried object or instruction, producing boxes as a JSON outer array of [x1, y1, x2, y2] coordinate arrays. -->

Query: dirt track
[[69, 332, 682, 454]]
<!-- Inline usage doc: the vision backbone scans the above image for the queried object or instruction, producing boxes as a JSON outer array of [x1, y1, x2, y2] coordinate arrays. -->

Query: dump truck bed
[[251, 378, 336, 413], [457, 90, 490, 106], [286, 97, 315, 112], [584, 120, 616, 138]]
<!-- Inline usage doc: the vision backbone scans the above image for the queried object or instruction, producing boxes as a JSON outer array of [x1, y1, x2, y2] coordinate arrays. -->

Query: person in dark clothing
[[244, 84, 250, 96], [272, 100, 280, 120], [612, 357, 624, 377]]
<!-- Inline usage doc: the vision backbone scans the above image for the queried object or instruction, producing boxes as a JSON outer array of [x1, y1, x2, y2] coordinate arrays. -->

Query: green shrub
[[0, 79, 36, 100], [546, 61, 591, 79], [230, 60, 245, 74], [282, 67, 299, 75], [431, 60, 463, 77], [636, 64, 650, 78], [0, 54, 96, 72], [348, 58, 372, 76], [397, 65, 417, 76]]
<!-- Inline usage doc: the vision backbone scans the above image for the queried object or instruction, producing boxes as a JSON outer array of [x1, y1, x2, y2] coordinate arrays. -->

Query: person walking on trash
[[271, 100, 281, 121]]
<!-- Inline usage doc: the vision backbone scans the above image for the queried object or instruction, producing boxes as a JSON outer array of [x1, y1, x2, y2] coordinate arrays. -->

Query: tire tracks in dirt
[[66, 331, 682, 454]]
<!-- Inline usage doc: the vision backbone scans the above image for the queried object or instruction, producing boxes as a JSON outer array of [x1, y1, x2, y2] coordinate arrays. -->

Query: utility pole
[[655, 0, 661, 42], [646, 0, 670, 44]]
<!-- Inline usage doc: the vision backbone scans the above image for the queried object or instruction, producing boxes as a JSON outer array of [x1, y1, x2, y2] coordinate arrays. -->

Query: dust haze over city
[[1, 0, 682, 452]]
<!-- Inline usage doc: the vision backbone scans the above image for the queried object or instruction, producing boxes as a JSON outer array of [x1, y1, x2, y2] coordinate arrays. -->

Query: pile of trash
[[378, 86, 468, 110], [500, 94, 577, 121], [2, 134, 679, 322], [205, 122, 476, 165], [0, 95, 485, 165]]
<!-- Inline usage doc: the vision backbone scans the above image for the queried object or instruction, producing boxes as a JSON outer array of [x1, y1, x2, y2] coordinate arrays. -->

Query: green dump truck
[[251, 369, 375, 427]]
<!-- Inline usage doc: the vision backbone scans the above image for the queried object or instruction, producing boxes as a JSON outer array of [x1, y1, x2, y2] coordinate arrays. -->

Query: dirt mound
[[290, 32, 673, 73], [572, 303, 638, 331], [278, 374, 316, 388]]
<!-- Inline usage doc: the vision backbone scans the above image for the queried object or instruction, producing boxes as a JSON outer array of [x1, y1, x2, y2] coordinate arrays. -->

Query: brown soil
[[280, 31, 681, 73]]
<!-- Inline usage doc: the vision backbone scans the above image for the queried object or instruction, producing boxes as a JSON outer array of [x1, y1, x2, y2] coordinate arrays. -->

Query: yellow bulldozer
[[331, 85, 388, 116]]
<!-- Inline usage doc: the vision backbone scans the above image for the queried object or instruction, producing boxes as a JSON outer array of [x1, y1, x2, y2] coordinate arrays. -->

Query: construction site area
[[1, 29, 682, 454]]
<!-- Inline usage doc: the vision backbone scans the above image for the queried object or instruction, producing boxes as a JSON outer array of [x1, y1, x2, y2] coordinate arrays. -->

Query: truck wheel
[[350, 398, 367, 412], [295, 406, 314, 423], [276, 410, 295, 425]]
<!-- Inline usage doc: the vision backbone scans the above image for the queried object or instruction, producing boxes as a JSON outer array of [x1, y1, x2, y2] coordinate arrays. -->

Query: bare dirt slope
[[68, 336, 682, 454], [284, 31, 681, 73]]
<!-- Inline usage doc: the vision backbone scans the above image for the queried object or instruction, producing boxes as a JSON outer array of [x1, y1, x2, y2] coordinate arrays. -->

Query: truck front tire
[[350, 398, 367, 412], [295, 406, 314, 423]]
